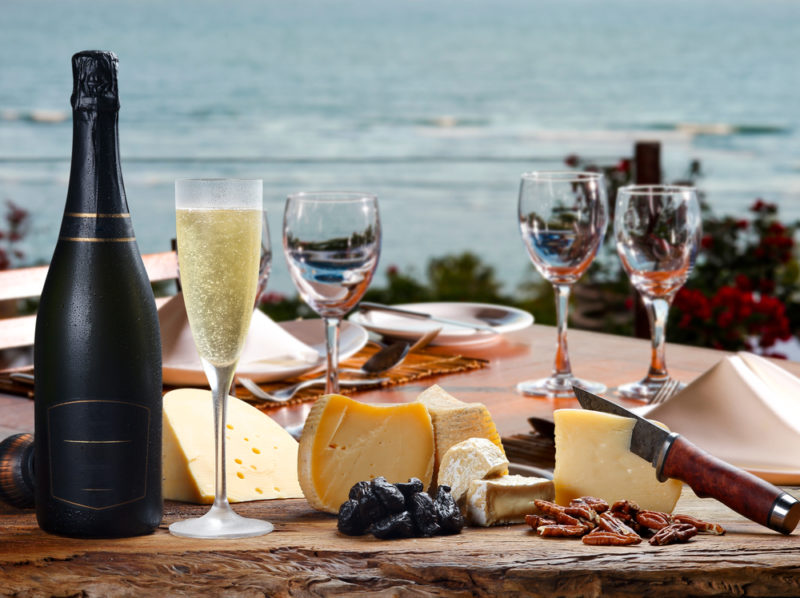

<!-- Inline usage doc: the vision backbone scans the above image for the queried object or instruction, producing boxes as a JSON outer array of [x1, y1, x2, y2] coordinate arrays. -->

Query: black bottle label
[[47, 400, 151, 510]]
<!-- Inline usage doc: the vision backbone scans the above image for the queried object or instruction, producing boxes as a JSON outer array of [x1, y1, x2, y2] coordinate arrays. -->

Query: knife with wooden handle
[[573, 386, 800, 534]]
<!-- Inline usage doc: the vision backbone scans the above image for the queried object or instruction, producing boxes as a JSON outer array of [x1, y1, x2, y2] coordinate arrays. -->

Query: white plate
[[349, 302, 534, 346], [163, 320, 368, 386]]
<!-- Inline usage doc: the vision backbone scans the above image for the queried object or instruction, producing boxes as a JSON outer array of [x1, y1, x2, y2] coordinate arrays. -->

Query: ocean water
[[1, 0, 799, 295]]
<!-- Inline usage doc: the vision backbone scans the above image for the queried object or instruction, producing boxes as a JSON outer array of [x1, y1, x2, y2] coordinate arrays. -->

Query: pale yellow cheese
[[466, 475, 554, 526], [416, 385, 507, 487], [297, 394, 435, 514], [553, 409, 682, 513], [438, 437, 509, 503], [162, 388, 303, 503]]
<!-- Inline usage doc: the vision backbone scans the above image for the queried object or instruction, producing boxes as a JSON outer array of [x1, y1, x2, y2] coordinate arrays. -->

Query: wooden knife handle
[[661, 435, 800, 534]]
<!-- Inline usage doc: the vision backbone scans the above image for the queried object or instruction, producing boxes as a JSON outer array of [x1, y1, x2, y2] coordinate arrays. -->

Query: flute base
[[169, 503, 274, 539], [616, 377, 686, 402], [517, 375, 606, 399]]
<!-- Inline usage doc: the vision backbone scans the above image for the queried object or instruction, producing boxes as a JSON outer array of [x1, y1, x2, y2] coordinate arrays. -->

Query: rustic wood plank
[[0, 488, 798, 597]]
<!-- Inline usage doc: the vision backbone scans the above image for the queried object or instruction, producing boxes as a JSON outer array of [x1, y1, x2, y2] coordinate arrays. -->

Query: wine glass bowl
[[283, 191, 380, 393], [169, 178, 273, 539], [517, 171, 608, 398], [615, 184, 702, 400]]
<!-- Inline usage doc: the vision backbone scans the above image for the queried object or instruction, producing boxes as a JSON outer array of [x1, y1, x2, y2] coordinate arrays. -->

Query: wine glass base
[[616, 378, 686, 402], [169, 504, 274, 539], [517, 376, 606, 399]]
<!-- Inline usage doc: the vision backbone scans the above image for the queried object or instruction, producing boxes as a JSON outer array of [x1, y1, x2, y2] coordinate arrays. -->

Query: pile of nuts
[[526, 497, 725, 546]]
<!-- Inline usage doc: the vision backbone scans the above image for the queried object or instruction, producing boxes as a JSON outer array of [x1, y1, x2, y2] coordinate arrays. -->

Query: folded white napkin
[[639, 352, 800, 478], [158, 293, 319, 374]]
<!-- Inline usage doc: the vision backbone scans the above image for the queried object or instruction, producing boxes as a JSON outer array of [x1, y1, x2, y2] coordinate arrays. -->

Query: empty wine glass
[[283, 192, 380, 394], [615, 185, 702, 400], [169, 178, 273, 539], [517, 171, 608, 398]]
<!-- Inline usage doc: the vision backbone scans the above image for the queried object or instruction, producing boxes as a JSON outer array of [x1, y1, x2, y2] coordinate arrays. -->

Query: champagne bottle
[[33, 51, 162, 537]]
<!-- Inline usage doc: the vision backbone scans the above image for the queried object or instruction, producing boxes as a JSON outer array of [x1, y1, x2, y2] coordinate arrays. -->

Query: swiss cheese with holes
[[162, 388, 303, 503]]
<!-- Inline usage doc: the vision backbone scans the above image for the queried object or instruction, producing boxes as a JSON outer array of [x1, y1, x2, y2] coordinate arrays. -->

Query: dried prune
[[372, 477, 406, 513], [357, 490, 386, 523], [432, 485, 464, 535], [370, 511, 416, 539], [348, 481, 372, 501], [409, 492, 441, 537], [395, 478, 424, 502], [337, 499, 367, 536]]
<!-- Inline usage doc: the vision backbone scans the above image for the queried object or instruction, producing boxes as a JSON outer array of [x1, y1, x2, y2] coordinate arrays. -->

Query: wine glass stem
[[209, 362, 236, 511], [643, 295, 671, 380], [323, 316, 341, 394], [553, 283, 573, 379]]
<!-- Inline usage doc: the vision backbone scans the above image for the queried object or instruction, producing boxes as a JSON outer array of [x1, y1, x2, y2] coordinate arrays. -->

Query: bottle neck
[[60, 108, 134, 242]]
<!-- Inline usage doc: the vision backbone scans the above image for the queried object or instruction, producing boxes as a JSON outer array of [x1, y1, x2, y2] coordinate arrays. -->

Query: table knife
[[357, 302, 497, 333], [573, 386, 800, 534]]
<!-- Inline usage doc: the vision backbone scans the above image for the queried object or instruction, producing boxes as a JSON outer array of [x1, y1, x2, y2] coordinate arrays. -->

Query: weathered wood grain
[[1, 489, 798, 597]]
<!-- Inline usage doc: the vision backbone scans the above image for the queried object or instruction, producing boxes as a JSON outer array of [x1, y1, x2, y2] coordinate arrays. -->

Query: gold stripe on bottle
[[65, 213, 131, 218], [59, 236, 136, 242]]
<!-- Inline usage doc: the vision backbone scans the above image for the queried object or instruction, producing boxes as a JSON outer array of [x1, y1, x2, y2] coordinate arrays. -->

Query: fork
[[237, 375, 389, 404], [647, 378, 684, 405]]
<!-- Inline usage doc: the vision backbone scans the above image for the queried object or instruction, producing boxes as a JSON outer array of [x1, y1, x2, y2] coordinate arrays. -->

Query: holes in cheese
[[416, 385, 507, 487], [553, 409, 683, 513], [162, 388, 303, 504], [297, 394, 435, 514]]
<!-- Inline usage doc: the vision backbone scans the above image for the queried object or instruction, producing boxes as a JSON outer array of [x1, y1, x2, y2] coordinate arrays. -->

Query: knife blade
[[573, 386, 800, 535], [357, 302, 497, 333]]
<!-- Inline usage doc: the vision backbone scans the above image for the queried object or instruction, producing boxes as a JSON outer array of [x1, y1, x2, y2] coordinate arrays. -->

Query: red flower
[[701, 235, 714, 250], [564, 154, 580, 168], [615, 159, 631, 174], [386, 265, 399, 276]]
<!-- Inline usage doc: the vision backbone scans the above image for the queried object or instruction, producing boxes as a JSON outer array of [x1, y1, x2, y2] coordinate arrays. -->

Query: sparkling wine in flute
[[176, 208, 261, 366], [170, 179, 272, 539]]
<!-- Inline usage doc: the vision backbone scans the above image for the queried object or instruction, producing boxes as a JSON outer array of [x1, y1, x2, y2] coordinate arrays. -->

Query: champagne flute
[[169, 179, 273, 539], [615, 185, 702, 400], [517, 171, 608, 398], [283, 192, 380, 394]]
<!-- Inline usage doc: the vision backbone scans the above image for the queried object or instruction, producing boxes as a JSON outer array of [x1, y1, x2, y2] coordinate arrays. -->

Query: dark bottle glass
[[33, 51, 162, 537]]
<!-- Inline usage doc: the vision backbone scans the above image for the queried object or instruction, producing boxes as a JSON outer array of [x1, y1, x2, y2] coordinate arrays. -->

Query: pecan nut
[[649, 523, 699, 546], [537, 524, 590, 538], [598, 512, 639, 537], [673, 514, 725, 535], [534, 499, 582, 526], [524, 514, 556, 531], [582, 528, 641, 546], [636, 509, 673, 531], [570, 496, 609, 514]]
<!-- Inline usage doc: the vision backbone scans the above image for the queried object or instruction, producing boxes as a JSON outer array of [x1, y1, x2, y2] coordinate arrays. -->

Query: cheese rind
[[553, 409, 682, 513], [162, 389, 303, 503], [416, 385, 507, 487], [438, 437, 509, 503], [466, 475, 555, 526], [297, 394, 435, 513]]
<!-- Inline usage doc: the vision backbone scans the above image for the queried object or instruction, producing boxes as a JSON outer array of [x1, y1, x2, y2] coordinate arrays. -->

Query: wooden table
[[2, 324, 799, 597]]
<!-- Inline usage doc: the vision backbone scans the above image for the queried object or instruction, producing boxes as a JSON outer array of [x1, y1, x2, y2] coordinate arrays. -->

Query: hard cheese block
[[438, 437, 509, 503], [162, 388, 303, 503], [466, 475, 554, 526], [553, 409, 682, 513], [298, 394, 435, 513], [416, 385, 507, 487]]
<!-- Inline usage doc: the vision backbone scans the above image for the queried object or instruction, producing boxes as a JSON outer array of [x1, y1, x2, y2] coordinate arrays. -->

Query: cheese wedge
[[297, 394, 435, 513], [162, 388, 303, 503], [438, 437, 509, 503], [553, 409, 682, 513], [416, 385, 507, 486], [466, 475, 554, 526]]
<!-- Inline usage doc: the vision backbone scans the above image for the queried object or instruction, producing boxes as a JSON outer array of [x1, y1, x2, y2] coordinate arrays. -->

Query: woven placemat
[[237, 343, 488, 409]]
